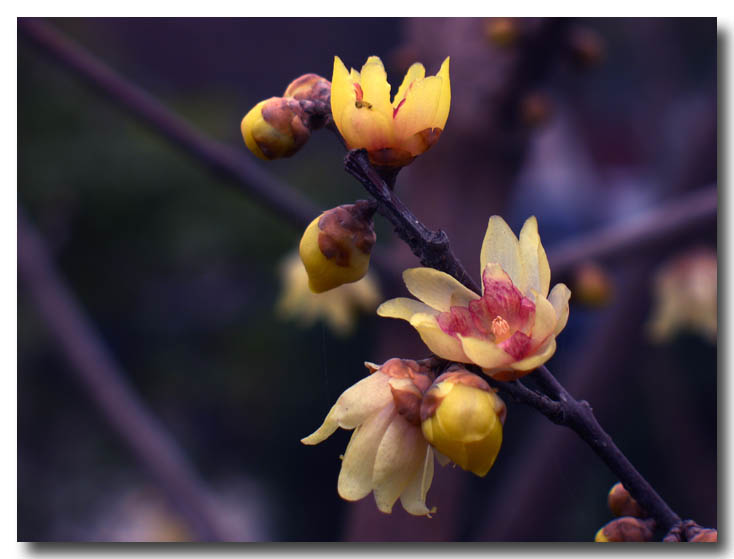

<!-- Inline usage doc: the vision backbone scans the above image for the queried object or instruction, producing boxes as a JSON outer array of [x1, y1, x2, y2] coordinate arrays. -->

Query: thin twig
[[345, 149, 688, 534], [18, 206, 232, 541]]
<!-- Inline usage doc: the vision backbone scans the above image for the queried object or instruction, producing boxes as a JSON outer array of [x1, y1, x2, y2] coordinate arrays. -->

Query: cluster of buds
[[299, 201, 377, 293], [241, 73, 331, 160], [595, 482, 655, 542], [302, 359, 507, 515]]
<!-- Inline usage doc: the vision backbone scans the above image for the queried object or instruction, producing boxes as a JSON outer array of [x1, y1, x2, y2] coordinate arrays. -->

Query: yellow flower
[[299, 202, 376, 293], [420, 368, 506, 477], [331, 55, 450, 167], [377, 216, 571, 381], [647, 247, 717, 344], [276, 251, 380, 337], [301, 359, 437, 516]]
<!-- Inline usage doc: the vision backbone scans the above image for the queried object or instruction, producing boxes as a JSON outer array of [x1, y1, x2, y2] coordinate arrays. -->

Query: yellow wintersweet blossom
[[302, 359, 437, 516], [331, 55, 450, 167], [276, 252, 380, 337], [378, 216, 571, 381]]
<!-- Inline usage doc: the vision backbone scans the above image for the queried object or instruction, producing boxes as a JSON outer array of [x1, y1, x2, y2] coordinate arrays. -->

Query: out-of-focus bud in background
[[484, 18, 519, 48], [520, 91, 554, 128], [420, 367, 506, 478], [572, 261, 614, 308], [567, 26, 605, 70]]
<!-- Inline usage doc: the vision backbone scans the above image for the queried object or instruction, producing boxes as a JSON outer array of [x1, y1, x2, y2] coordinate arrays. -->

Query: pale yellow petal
[[548, 283, 572, 336], [458, 335, 513, 370], [399, 445, 435, 516], [331, 56, 356, 137], [509, 339, 557, 372], [393, 76, 443, 141], [301, 372, 391, 445], [410, 313, 470, 362], [432, 57, 451, 130], [519, 216, 551, 297], [480, 216, 527, 294], [530, 290, 557, 348], [393, 62, 426, 106], [373, 416, 425, 514], [338, 405, 395, 501], [403, 267, 480, 312], [377, 297, 438, 321], [359, 56, 394, 121], [350, 68, 361, 83], [338, 100, 394, 150]]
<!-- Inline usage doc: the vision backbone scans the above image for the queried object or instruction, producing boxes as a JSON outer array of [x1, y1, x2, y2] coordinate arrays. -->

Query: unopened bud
[[690, 529, 717, 543], [299, 201, 376, 293], [420, 367, 506, 477], [241, 97, 310, 160], [608, 482, 646, 518], [284, 73, 331, 103], [484, 18, 519, 48], [568, 27, 605, 69], [595, 517, 655, 542], [376, 358, 435, 426], [573, 262, 613, 307], [521, 92, 553, 128]]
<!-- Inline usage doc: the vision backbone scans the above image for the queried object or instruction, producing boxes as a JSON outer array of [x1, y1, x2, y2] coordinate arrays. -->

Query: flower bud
[[594, 517, 654, 542], [284, 73, 331, 103], [299, 201, 377, 293], [420, 367, 506, 477], [607, 482, 646, 518], [690, 529, 717, 543], [241, 97, 310, 160], [573, 261, 613, 307]]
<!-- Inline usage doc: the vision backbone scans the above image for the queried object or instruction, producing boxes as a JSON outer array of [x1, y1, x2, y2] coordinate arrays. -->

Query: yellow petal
[[338, 405, 395, 501], [403, 267, 480, 312], [377, 297, 438, 321], [548, 283, 572, 336], [338, 100, 394, 150], [457, 335, 513, 370], [301, 372, 391, 445], [359, 56, 394, 121], [350, 68, 361, 83], [372, 415, 426, 513], [410, 313, 471, 362], [393, 75, 443, 141], [331, 56, 356, 138], [393, 62, 426, 107], [519, 216, 551, 297], [399, 446, 435, 516], [431, 57, 451, 130], [480, 216, 527, 295], [508, 339, 557, 372], [529, 290, 557, 348]]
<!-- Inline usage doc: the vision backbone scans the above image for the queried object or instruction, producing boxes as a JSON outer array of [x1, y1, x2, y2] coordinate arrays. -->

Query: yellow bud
[[299, 201, 376, 293], [241, 97, 310, 160], [420, 369, 506, 477], [594, 517, 654, 542], [607, 482, 646, 518]]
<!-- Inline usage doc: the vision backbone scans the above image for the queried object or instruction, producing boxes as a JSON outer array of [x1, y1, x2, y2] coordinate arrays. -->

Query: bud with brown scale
[[241, 97, 311, 160], [608, 482, 646, 518], [299, 201, 377, 293], [595, 517, 655, 542]]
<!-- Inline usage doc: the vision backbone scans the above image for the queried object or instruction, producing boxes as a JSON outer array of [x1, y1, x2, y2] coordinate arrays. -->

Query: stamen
[[491, 316, 511, 342]]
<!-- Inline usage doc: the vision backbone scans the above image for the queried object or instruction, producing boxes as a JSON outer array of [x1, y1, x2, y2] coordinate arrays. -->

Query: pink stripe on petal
[[499, 331, 532, 360], [482, 271, 535, 332], [437, 306, 478, 338]]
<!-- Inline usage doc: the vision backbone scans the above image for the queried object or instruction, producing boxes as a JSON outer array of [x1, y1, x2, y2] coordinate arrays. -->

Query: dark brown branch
[[18, 207, 233, 541], [346, 151, 688, 535]]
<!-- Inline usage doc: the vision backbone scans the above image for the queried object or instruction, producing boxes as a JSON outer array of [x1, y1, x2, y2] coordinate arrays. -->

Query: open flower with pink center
[[377, 216, 571, 381]]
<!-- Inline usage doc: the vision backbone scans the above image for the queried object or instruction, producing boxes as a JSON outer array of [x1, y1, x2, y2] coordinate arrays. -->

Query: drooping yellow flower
[[420, 368, 506, 477], [377, 216, 571, 381], [331, 55, 450, 167], [301, 359, 437, 516], [276, 251, 381, 337]]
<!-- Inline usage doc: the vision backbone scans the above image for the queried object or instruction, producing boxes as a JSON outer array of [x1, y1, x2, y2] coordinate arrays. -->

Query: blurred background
[[17, 17, 717, 541]]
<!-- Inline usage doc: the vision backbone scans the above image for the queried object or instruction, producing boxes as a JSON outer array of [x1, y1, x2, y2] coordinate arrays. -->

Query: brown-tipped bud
[[520, 92, 553, 128], [573, 261, 614, 307], [284, 73, 331, 104], [608, 482, 646, 518], [299, 201, 377, 293], [241, 97, 310, 160], [420, 366, 506, 477], [690, 529, 717, 543], [484, 18, 519, 48], [567, 27, 605, 69], [377, 358, 435, 426], [595, 517, 655, 542]]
